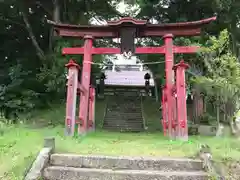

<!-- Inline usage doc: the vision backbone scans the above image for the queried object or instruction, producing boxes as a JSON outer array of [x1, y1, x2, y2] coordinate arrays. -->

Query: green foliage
[[0, 0, 112, 120], [0, 64, 39, 118], [192, 30, 240, 119], [1, 0, 240, 122]]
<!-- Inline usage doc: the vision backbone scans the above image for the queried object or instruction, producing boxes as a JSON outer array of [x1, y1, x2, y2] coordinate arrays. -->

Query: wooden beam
[[49, 17, 216, 38], [78, 83, 87, 93], [174, 46, 199, 53], [62, 46, 199, 55]]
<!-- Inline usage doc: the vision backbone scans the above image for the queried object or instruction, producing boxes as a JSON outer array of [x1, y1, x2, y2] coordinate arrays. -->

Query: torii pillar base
[[65, 59, 80, 137], [173, 60, 189, 141]]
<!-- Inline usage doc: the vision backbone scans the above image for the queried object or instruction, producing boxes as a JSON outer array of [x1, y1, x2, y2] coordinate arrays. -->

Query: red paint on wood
[[88, 87, 95, 130], [172, 85, 177, 130], [141, 28, 202, 37], [173, 60, 189, 141], [162, 86, 168, 136], [57, 27, 202, 37], [164, 34, 175, 139], [91, 48, 120, 54], [48, 17, 216, 29], [65, 59, 79, 136], [78, 37, 93, 134], [62, 46, 199, 55], [58, 28, 116, 38], [78, 83, 87, 94], [48, 17, 216, 38], [65, 59, 80, 69], [174, 46, 199, 53]]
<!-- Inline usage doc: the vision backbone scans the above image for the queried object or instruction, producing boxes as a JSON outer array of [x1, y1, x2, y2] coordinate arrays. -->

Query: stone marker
[[44, 137, 55, 150]]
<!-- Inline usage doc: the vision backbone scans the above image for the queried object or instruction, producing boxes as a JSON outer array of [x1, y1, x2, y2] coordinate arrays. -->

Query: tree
[[0, 0, 121, 120], [192, 30, 240, 125]]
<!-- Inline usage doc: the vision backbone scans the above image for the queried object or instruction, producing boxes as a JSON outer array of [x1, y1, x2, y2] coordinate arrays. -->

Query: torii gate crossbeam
[[62, 46, 199, 55]]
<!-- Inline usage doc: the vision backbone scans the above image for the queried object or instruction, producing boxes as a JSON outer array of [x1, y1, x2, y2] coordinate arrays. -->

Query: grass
[[1, 124, 240, 180], [142, 97, 162, 131], [1, 100, 240, 179]]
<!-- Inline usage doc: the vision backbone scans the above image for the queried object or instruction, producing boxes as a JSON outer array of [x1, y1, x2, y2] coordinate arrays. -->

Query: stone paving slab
[[50, 154, 203, 171], [44, 166, 209, 180]]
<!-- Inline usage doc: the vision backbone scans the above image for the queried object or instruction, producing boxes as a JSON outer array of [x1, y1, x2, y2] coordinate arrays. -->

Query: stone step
[[104, 117, 143, 121], [106, 109, 142, 112], [103, 122, 143, 126], [104, 96, 144, 132], [105, 113, 142, 118], [44, 166, 209, 180], [105, 110, 142, 113], [103, 126, 144, 130], [104, 119, 143, 122], [50, 154, 203, 172], [103, 124, 144, 128], [105, 113, 142, 115], [107, 106, 141, 108], [103, 128, 144, 132], [104, 120, 143, 122], [103, 126, 144, 131], [104, 117, 143, 120], [108, 101, 141, 104], [107, 100, 141, 102], [103, 124, 143, 127], [103, 121, 143, 124], [107, 101, 141, 104], [106, 108, 142, 111], [106, 108, 142, 110], [104, 113, 143, 116]]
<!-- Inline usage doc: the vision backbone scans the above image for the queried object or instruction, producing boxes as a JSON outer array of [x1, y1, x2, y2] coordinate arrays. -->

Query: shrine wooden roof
[[104, 70, 155, 87], [47, 16, 216, 38]]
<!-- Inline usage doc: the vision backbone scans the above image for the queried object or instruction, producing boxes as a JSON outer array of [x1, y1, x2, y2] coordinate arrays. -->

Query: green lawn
[[1, 124, 240, 180], [1, 100, 240, 179]]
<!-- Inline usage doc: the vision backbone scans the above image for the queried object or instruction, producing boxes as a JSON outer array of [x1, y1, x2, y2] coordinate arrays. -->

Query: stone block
[[44, 137, 55, 150], [198, 125, 217, 136], [24, 137, 55, 180], [44, 166, 209, 180], [50, 154, 203, 172], [24, 148, 52, 180]]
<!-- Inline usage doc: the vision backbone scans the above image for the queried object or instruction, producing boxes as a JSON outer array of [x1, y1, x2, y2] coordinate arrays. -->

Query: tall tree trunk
[[229, 19, 239, 60], [216, 96, 220, 126], [49, 0, 61, 51], [53, 0, 61, 22], [21, 10, 45, 60]]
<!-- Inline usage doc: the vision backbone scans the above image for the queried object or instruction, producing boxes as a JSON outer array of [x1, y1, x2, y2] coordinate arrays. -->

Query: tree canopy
[[0, 0, 240, 121]]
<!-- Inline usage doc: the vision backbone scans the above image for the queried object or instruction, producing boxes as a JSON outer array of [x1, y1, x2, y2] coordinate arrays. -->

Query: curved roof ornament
[[107, 17, 147, 26]]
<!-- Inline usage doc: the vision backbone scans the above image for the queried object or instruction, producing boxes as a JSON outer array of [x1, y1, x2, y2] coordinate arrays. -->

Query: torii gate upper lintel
[[47, 16, 216, 139], [47, 16, 216, 38]]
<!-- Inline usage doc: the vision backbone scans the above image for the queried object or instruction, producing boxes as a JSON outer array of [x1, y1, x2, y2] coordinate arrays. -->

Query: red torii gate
[[48, 16, 216, 140]]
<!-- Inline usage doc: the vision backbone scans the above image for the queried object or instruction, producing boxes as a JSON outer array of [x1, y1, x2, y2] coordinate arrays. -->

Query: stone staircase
[[43, 154, 209, 180], [103, 93, 144, 132]]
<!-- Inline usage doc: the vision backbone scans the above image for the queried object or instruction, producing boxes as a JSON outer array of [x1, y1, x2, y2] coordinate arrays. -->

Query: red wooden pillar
[[164, 34, 175, 139], [78, 35, 93, 135], [65, 59, 80, 136], [88, 86, 96, 131], [161, 86, 168, 136], [173, 60, 189, 141], [172, 85, 177, 134]]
